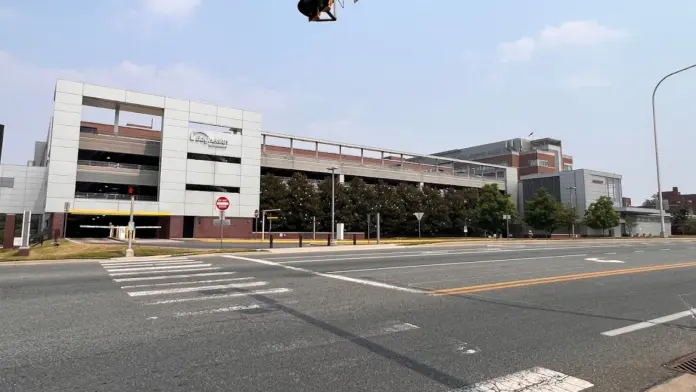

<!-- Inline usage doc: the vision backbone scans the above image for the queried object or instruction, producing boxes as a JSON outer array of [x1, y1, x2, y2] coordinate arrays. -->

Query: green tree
[[259, 173, 289, 230], [444, 188, 476, 235], [524, 188, 563, 237], [584, 196, 620, 236], [373, 181, 405, 236], [285, 173, 321, 231], [344, 177, 375, 232], [684, 218, 696, 235], [317, 176, 351, 232], [623, 214, 637, 236], [641, 194, 657, 208], [421, 186, 451, 236], [557, 204, 580, 237], [396, 183, 425, 236], [473, 184, 516, 235]]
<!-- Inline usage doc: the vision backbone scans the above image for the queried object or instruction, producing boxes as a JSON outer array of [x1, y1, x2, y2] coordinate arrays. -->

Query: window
[[563, 164, 573, 171], [0, 177, 14, 188], [186, 184, 240, 193], [187, 152, 241, 164], [528, 159, 549, 167]]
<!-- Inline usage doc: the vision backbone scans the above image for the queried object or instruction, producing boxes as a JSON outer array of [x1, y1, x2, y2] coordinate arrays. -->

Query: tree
[[259, 174, 290, 230], [623, 215, 637, 236], [396, 183, 425, 236], [372, 181, 405, 236], [584, 196, 620, 236], [473, 184, 516, 235], [285, 173, 321, 231], [421, 186, 451, 236], [317, 176, 351, 232], [557, 204, 580, 237], [343, 177, 376, 232], [641, 194, 657, 208], [444, 188, 477, 235], [524, 188, 563, 237]]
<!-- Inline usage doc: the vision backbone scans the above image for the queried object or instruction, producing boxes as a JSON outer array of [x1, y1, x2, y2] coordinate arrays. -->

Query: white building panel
[[82, 84, 126, 102]]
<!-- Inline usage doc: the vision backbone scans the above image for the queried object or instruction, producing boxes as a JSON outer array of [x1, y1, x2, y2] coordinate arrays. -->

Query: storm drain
[[665, 351, 696, 375]]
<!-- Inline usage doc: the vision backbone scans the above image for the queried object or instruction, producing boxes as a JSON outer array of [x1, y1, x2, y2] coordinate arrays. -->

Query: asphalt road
[[3, 240, 696, 391]]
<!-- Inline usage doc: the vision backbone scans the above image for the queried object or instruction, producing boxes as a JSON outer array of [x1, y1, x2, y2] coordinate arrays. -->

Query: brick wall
[[3, 214, 15, 248], [193, 217, 253, 238], [81, 121, 161, 141]]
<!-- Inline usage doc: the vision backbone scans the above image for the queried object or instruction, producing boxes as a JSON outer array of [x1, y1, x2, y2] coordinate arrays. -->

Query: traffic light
[[297, 0, 335, 22]]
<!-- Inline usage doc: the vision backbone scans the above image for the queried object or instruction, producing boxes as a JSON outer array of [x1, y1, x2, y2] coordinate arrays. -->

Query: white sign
[[502, 214, 511, 220], [190, 131, 228, 148], [414, 212, 424, 221]]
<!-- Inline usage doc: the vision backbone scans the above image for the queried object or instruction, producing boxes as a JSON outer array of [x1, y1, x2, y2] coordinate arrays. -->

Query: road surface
[[3, 240, 696, 391]]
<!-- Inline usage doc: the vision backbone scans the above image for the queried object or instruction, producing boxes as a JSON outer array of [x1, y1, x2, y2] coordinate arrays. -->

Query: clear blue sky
[[1, 0, 696, 202]]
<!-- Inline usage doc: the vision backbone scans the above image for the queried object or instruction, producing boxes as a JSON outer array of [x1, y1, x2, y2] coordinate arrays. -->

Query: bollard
[[353, 234, 357, 245], [269, 234, 274, 249], [299, 234, 303, 248], [327, 234, 332, 246]]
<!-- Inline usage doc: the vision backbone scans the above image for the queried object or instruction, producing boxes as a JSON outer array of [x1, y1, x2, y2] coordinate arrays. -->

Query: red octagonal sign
[[216, 196, 230, 211]]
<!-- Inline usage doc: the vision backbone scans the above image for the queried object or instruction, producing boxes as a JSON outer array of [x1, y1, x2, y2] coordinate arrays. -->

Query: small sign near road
[[254, 209, 259, 218], [216, 196, 230, 211], [414, 212, 424, 221]]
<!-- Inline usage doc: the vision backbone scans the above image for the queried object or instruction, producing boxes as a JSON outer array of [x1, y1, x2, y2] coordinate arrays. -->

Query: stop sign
[[216, 196, 230, 211]]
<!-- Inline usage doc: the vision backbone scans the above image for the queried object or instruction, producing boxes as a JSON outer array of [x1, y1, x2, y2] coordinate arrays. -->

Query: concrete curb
[[647, 374, 696, 391], [265, 244, 399, 253], [0, 258, 103, 266]]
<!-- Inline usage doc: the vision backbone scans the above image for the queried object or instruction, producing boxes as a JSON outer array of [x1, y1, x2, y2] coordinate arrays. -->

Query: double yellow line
[[429, 261, 696, 295]]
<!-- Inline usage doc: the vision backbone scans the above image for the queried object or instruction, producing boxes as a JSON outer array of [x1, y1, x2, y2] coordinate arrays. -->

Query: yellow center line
[[429, 261, 696, 295]]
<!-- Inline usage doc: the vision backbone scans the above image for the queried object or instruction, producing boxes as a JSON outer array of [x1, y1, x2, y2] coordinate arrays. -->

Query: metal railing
[[263, 151, 506, 183], [77, 160, 158, 171], [75, 192, 157, 201]]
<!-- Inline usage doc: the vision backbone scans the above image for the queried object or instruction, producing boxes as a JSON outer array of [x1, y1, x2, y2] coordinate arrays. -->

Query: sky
[[1, 0, 696, 202]]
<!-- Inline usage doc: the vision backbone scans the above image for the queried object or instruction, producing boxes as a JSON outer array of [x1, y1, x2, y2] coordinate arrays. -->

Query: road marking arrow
[[585, 257, 625, 263]]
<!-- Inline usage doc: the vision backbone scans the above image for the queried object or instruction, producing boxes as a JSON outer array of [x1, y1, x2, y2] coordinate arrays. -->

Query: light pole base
[[125, 248, 135, 257], [660, 231, 668, 238]]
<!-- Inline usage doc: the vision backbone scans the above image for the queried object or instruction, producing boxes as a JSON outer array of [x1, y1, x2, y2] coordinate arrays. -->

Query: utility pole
[[327, 166, 337, 245], [566, 186, 577, 239]]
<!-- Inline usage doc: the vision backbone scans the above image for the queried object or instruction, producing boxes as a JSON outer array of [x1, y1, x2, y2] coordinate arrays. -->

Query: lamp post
[[652, 63, 696, 238], [566, 186, 577, 238], [327, 167, 337, 245]]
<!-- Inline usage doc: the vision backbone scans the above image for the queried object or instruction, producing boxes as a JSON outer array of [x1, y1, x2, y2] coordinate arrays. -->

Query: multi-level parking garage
[[0, 80, 518, 245]]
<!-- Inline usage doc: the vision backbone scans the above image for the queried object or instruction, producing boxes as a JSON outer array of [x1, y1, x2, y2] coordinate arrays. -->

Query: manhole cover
[[665, 351, 696, 375]]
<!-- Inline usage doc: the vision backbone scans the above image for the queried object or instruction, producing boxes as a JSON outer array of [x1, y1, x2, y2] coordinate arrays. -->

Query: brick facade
[[193, 217, 253, 238], [3, 214, 15, 248]]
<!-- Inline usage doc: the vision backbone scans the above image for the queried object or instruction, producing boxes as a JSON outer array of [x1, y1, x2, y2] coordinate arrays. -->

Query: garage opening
[[66, 214, 161, 238]]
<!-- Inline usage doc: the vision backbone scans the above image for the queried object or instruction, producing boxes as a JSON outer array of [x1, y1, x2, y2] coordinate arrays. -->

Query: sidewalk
[[648, 374, 696, 391]]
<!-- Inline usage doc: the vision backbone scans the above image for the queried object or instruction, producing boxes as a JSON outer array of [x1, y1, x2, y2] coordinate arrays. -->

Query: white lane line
[[634, 250, 644, 253], [601, 309, 695, 337], [102, 256, 190, 263], [113, 271, 235, 282], [662, 248, 671, 251], [121, 277, 254, 289], [605, 252, 616, 255], [106, 264, 212, 272], [452, 367, 593, 391], [270, 245, 625, 264], [109, 267, 220, 276], [100, 260, 199, 267], [128, 281, 267, 296], [145, 288, 291, 305], [380, 322, 419, 333], [224, 255, 425, 294], [325, 254, 588, 274], [585, 257, 624, 263], [176, 304, 263, 317]]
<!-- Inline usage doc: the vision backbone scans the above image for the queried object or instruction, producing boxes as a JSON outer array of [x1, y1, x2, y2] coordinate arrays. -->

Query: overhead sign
[[190, 131, 228, 148], [216, 196, 230, 211], [267, 216, 278, 221]]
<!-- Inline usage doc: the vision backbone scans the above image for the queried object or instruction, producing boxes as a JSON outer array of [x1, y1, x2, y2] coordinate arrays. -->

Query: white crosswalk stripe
[[98, 257, 293, 316]]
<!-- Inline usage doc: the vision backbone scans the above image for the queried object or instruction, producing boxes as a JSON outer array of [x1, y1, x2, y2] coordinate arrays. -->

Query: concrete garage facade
[[0, 80, 522, 242]]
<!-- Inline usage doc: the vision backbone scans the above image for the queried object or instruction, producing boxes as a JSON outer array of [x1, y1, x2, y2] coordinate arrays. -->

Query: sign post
[[414, 212, 424, 239], [261, 209, 280, 240], [503, 214, 511, 239], [126, 186, 135, 257], [63, 202, 70, 239], [215, 197, 230, 248], [254, 209, 259, 239]]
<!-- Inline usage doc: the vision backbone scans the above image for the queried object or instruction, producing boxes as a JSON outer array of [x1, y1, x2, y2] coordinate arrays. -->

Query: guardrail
[[263, 151, 506, 183], [77, 160, 158, 171], [75, 192, 157, 201]]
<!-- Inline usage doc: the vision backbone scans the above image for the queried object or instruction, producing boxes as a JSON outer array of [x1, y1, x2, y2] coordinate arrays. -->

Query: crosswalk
[[99, 256, 293, 316]]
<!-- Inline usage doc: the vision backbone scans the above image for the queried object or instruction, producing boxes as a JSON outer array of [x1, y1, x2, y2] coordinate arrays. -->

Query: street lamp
[[652, 63, 696, 238], [327, 166, 337, 245], [261, 208, 280, 240], [566, 186, 577, 238]]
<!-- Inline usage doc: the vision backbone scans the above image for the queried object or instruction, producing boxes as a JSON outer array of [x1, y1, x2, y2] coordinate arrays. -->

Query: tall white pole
[[652, 63, 696, 238], [331, 168, 336, 245], [261, 211, 266, 241], [126, 195, 135, 257]]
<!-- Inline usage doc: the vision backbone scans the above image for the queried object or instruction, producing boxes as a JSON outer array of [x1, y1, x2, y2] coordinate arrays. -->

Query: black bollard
[[269, 234, 274, 248], [299, 234, 303, 248], [353, 234, 357, 245]]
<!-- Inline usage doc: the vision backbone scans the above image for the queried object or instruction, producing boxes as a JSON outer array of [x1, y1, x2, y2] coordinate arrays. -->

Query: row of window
[[187, 152, 241, 164], [528, 159, 549, 167], [185, 184, 240, 193]]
